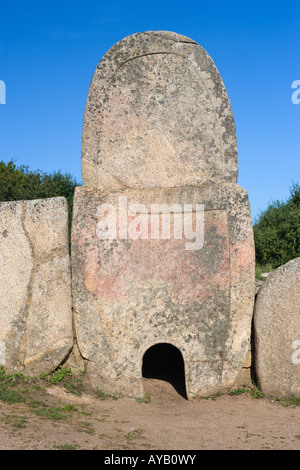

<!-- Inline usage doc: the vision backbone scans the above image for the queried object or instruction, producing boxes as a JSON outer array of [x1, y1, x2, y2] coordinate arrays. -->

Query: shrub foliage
[[254, 183, 300, 268], [0, 160, 80, 232]]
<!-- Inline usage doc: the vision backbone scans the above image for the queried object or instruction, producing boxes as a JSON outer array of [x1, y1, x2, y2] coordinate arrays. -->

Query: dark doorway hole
[[142, 343, 187, 399]]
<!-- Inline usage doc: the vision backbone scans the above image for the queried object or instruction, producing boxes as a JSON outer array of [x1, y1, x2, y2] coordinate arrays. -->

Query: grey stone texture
[[254, 258, 300, 397], [72, 30, 255, 399], [72, 184, 255, 399], [82, 30, 238, 190], [0, 197, 73, 376]]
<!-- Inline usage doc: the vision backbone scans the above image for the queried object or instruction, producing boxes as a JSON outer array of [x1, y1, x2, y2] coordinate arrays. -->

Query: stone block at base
[[254, 258, 300, 398], [71, 184, 255, 399], [0, 197, 73, 375]]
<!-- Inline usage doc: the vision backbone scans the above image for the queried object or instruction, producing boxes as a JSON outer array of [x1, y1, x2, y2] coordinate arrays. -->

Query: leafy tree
[[254, 183, 300, 268], [0, 160, 80, 237]]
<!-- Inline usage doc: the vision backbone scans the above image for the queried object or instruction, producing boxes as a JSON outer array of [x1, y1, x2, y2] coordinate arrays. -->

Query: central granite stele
[[71, 31, 255, 399]]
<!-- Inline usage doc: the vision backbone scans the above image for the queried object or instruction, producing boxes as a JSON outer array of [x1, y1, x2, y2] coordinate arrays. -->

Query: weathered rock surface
[[72, 30, 255, 399], [72, 184, 255, 398], [82, 30, 238, 190], [0, 197, 73, 375], [254, 258, 300, 397]]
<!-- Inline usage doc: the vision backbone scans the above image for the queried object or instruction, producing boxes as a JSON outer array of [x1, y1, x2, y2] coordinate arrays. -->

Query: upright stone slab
[[0, 197, 73, 375], [254, 258, 300, 398], [82, 30, 238, 190], [72, 31, 255, 399]]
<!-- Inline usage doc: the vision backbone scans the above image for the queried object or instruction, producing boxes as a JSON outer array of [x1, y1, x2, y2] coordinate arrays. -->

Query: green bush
[[254, 183, 300, 268], [0, 160, 80, 237]]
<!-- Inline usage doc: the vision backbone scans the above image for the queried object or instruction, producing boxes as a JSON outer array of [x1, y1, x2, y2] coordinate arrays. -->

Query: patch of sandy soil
[[0, 378, 299, 451]]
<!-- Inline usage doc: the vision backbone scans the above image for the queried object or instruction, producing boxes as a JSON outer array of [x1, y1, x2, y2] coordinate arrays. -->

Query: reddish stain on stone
[[82, 210, 230, 304]]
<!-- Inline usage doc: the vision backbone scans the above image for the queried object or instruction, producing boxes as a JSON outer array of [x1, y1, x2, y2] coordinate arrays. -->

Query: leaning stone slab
[[82, 30, 238, 191], [254, 258, 300, 398], [0, 197, 73, 376], [71, 183, 255, 399]]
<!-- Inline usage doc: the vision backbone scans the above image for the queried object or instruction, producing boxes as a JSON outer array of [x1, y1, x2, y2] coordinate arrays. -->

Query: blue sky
[[0, 0, 299, 221]]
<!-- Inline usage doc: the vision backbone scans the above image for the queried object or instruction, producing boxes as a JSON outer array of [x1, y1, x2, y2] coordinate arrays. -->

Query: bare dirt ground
[[0, 376, 300, 451]]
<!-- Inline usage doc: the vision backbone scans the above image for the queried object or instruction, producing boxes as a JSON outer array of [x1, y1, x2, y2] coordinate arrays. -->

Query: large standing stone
[[254, 258, 300, 398], [82, 31, 238, 191], [0, 197, 73, 376], [72, 184, 255, 398], [72, 31, 255, 399]]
